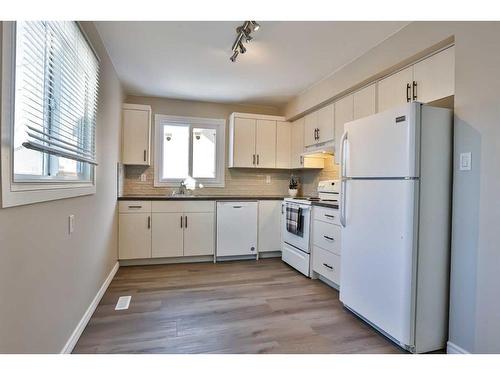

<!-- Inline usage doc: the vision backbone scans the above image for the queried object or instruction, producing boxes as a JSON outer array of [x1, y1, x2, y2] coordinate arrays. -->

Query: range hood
[[302, 141, 335, 158]]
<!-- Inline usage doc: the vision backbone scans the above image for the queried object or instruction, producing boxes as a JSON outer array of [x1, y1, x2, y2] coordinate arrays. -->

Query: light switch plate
[[140, 173, 147, 182], [460, 152, 472, 171], [266, 175, 271, 184], [68, 215, 75, 234]]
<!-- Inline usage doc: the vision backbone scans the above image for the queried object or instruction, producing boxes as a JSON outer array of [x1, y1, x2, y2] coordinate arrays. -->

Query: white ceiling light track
[[230, 21, 260, 62]]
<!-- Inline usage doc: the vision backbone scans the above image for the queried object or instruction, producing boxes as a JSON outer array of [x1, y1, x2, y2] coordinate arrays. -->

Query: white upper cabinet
[[413, 46, 455, 104], [276, 121, 291, 169], [304, 111, 318, 147], [122, 104, 152, 165], [334, 94, 353, 164], [255, 119, 277, 168], [231, 117, 257, 168], [353, 84, 377, 120], [378, 46, 455, 112], [290, 118, 305, 169], [377, 66, 413, 113], [317, 103, 335, 144], [229, 113, 322, 170]]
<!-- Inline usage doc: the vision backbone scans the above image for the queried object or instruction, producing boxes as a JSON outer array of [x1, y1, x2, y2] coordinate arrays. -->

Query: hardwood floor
[[73, 258, 405, 354]]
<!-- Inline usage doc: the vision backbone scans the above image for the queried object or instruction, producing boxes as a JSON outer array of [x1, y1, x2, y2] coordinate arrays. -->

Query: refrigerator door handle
[[340, 131, 348, 178], [340, 179, 347, 227]]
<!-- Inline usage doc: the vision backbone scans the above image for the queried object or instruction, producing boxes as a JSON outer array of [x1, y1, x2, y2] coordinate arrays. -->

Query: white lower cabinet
[[119, 213, 152, 260], [119, 200, 215, 260], [312, 246, 341, 285], [258, 200, 282, 253], [184, 212, 215, 256], [152, 213, 184, 258], [312, 205, 342, 287]]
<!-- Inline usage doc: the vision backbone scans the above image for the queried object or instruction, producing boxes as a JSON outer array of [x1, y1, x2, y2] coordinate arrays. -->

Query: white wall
[[285, 21, 500, 353], [0, 22, 123, 353]]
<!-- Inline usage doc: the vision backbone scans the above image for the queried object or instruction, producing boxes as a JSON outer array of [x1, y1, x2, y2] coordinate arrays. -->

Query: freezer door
[[340, 179, 417, 347], [344, 102, 420, 178]]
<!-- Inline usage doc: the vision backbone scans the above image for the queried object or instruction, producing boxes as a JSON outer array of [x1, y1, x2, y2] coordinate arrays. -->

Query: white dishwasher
[[216, 201, 258, 258]]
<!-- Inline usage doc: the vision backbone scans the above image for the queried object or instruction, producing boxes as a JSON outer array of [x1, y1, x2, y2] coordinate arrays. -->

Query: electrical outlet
[[68, 215, 75, 234], [266, 175, 271, 184], [140, 173, 147, 182], [460, 152, 472, 171]]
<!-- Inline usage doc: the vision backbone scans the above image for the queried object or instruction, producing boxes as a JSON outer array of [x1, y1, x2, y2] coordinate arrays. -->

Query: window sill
[[1, 183, 96, 208]]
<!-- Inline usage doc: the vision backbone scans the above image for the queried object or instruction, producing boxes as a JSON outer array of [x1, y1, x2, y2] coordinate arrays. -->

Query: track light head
[[230, 50, 239, 62], [250, 21, 260, 31], [238, 42, 247, 54]]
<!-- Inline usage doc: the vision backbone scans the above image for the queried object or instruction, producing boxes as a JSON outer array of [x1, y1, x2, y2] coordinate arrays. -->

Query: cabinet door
[[353, 84, 377, 120], [119, 213, 151, 259], [232, 117, 256, 168], [334, 95, 353, 165], [151, 213, 183, 258], [317, 103, 334, 143], [276, 121, 291, 169], [290, 118, 305, 169], [184, 213, 215, 256], [304, 111, 318, 147], [258, 201, 282, 253], [255, 119, 276, 168], [122, 108, 151, 165], [413, 46, 455, 104], [377, 66, 413, 113]]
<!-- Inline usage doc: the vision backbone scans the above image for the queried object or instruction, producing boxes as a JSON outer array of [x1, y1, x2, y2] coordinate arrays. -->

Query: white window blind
[[15, 21, 99, 165]]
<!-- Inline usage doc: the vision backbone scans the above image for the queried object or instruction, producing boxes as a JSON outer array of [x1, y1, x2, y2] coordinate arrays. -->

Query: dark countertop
[[312, 201, 340, 209], [118, 195, 286, 201]]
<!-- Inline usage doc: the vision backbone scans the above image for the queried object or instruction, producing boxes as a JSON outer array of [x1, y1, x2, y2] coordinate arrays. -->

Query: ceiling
[[95, 21, 408, 107]]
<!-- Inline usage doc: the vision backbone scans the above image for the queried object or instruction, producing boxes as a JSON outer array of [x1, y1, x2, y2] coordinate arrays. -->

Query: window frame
[[154, 114, 226, 188], [1, 21, 98, 208]]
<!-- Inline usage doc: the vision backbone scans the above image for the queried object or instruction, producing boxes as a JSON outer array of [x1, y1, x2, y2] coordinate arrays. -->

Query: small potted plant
[[288, 175, 299, 198]]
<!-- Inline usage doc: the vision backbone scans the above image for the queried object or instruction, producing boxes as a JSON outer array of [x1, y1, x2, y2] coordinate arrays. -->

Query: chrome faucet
[[178, 181, 187, 195]]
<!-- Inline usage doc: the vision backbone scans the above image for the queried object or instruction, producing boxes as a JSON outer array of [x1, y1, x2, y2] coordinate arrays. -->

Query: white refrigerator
[[339, 102, 453, 353]]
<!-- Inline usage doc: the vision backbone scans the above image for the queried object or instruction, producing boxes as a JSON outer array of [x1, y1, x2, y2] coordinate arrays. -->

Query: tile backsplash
[[121, 155, 339, 197]]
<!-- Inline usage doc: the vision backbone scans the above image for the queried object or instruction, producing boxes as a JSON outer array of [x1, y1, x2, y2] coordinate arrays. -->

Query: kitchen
[[1, 5, 500, 370]]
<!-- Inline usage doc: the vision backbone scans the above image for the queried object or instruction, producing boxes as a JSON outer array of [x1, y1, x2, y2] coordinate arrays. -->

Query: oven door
[[282, 202, 311, 253]]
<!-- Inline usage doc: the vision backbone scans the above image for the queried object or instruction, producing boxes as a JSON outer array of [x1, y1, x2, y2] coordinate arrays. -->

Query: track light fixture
[[230, 50, 239, 62], [230, 21, 260, 62]]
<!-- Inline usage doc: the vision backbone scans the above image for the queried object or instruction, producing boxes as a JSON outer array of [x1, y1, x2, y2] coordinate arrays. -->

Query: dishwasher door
[[216, 201, 258, 257]]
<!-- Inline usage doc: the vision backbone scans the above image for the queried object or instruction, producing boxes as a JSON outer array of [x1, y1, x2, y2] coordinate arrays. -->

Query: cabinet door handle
[[317, 128, 320, 141], [324, 235, 335, 241], [180, 215, 183, 228], [184, 215, 188, 228], [412, 80, 418, 101], [143, 150, 147, 162], [406, 83, 411, 102], [300, 155, 303, 165], [253, 154, 256, 165], [128, 205, 142, 209], [323, 263, 333, 270], [324, 214, 335, 219], [147, 216, 151, 229], [256, 154, 259, 165]]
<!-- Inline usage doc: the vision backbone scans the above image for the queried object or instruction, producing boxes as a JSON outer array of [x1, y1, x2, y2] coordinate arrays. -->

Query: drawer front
[[313, 220, 342, 255], [119, 200, 152, 213], [313, 246, 341, 285], [152, 201, 215, 213], [313, 206, 341, 226]]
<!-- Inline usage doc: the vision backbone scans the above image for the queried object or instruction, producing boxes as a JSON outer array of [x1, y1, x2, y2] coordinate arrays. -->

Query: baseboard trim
[[60, 261, 119, 354], [447, 341, 470, 354]]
